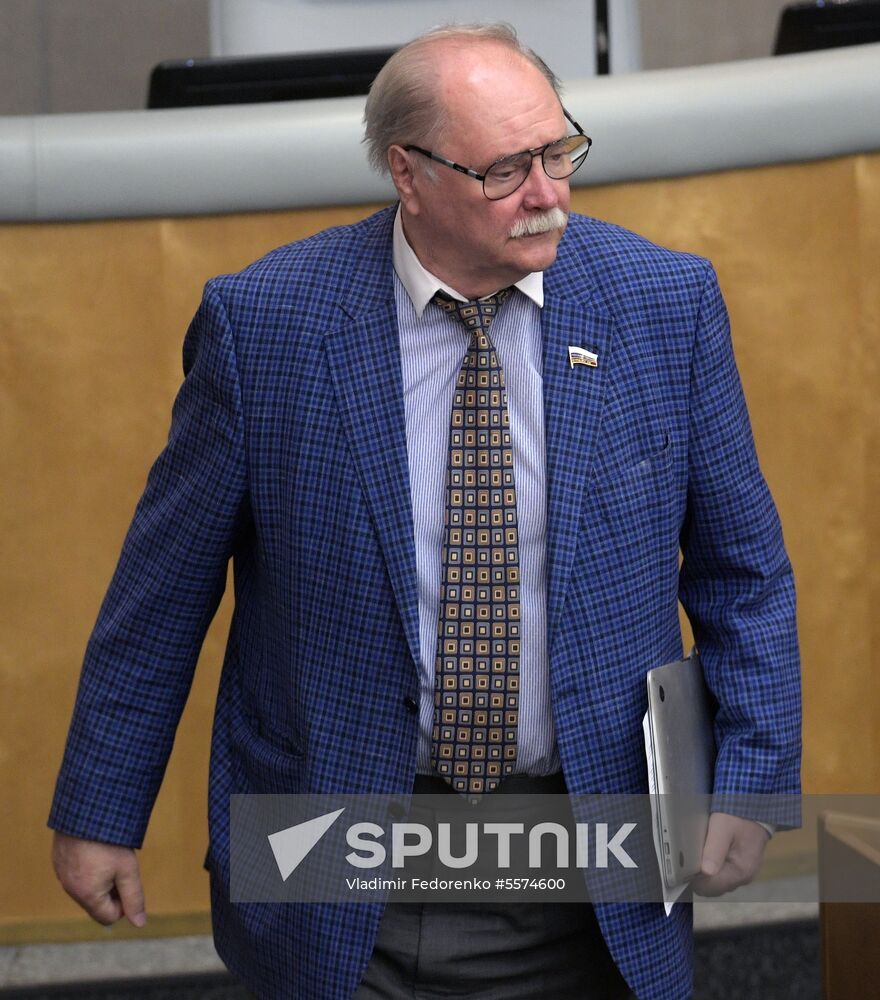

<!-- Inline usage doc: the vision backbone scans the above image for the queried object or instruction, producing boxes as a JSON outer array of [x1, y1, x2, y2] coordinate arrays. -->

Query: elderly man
[[50, 24, 800, 1000]]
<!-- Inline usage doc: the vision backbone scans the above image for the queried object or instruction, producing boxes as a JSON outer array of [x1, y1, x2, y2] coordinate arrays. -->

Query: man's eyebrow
[[487, 133, 568, 166]]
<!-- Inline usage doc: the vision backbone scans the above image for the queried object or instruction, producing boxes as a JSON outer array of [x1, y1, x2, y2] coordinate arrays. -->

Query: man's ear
[[387, 145, 420, 215]]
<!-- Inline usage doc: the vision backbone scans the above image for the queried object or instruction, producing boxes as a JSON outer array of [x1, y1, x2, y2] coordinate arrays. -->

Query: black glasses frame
[[404, 108, 592, 201]]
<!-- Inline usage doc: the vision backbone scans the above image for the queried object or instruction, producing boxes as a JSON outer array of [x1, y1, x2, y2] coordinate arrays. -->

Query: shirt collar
[[392, 206, 544, 318]]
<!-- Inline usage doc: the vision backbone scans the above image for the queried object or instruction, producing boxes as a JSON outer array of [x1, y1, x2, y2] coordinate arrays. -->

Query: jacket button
[[388, 801, 406, 819], [402, 696, 418, 714]]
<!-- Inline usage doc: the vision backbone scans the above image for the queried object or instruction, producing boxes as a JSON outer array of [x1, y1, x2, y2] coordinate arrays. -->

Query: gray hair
[[362, 23, 562, 175]]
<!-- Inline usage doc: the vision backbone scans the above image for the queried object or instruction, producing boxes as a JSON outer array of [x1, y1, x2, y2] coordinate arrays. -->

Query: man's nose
[[520, 154, 561, 209]]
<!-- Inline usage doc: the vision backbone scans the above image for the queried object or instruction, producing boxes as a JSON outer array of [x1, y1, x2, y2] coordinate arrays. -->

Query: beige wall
[[1, 0, 794, 116], [0, 0, 209, 115], [640, 0, 790, 69]]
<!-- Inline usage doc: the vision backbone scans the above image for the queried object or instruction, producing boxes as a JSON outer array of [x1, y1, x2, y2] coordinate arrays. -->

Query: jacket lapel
[[542, 255, 615, 646], [320, 210, 615, 672], [323, 225, 421, 671]]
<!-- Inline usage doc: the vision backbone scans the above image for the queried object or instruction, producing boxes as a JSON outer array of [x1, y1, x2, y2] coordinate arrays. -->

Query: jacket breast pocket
[[589, 431, 674, 516]]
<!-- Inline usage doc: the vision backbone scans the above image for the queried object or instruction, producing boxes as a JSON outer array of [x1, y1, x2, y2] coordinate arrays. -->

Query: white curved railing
[[2, 43, 879, 222]]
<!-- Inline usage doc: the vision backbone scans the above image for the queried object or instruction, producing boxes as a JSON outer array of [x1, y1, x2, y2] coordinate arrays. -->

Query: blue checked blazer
[[50, 206, 800, 1000]]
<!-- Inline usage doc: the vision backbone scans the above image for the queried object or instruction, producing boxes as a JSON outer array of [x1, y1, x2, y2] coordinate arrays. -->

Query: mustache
[[509, 208, 569, 239]]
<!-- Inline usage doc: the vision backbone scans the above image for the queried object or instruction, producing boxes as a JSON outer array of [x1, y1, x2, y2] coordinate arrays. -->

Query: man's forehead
[[443, 98, 566, 166], [418, 39, 563, 168], [432, 40, 543, 100]]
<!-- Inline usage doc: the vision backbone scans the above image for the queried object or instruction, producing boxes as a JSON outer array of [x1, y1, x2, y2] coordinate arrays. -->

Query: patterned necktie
[[430, 289, 520, 796]]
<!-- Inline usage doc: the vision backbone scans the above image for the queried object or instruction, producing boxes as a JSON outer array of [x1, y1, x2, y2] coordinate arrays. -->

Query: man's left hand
[[691, 812, 771, 897]]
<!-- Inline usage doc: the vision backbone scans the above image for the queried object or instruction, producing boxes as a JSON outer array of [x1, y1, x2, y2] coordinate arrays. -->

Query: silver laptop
[[645, 650, 716, 889]]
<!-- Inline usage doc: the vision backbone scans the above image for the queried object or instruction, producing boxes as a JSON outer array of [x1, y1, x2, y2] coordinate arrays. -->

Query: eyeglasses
[[404, 108, 592, 201]]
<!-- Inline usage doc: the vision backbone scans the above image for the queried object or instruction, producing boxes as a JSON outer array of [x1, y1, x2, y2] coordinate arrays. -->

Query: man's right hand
[[52, 831, 147, 927]]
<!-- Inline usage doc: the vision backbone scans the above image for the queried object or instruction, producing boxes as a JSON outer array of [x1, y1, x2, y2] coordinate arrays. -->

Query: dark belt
[[413, 771, 567, 795]]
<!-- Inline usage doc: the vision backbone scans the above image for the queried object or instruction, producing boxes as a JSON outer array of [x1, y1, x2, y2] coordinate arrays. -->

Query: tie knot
[[432, 288, 511, 335]]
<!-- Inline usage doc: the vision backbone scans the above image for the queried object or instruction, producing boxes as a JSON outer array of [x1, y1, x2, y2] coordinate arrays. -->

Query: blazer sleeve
[[678, 264, 801, 825], [48, 280, 249, 847]]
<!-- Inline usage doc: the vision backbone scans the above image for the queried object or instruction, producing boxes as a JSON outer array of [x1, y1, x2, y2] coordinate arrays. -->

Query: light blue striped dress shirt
[[392, 208, 560, 777]]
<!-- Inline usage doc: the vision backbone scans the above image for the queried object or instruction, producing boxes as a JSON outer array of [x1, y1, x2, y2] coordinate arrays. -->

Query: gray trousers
[[354, 773, 635, 999], [354, 898, 635, 999]]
